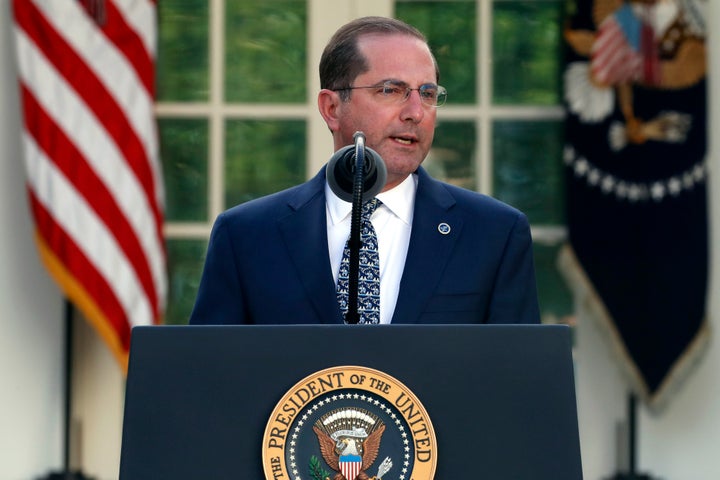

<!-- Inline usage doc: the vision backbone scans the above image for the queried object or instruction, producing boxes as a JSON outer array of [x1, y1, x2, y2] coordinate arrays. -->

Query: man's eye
[[380, 85, 403, 96], [420, 88, 437, 99]]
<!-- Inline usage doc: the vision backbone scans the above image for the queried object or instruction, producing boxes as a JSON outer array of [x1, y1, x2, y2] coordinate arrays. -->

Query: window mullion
[[208, 0, 225, 220], [477, 0, 493, 195]]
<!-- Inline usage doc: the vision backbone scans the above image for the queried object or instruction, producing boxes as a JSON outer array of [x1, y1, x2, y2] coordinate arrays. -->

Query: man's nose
[[400, 90, 425, 123]]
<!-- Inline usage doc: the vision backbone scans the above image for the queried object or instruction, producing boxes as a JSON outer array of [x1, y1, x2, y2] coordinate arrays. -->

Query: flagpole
[[41, 299, 94, 480], [607, 393, 656, 480]]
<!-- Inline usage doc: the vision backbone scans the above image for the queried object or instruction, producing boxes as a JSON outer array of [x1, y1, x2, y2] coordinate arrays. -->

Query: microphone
[[326, 132, 387, 202], [326, 132, 386, 324]]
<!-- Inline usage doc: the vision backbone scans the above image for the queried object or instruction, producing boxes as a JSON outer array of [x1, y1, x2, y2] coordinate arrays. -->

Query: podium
[[120, 324, 582, 479]]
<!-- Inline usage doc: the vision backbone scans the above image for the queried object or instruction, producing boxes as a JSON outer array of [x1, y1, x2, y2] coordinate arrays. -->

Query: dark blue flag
[[561, 0, 710, 410]]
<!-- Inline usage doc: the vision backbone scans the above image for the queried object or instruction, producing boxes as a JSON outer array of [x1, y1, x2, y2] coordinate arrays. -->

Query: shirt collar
[[326, 173, 417, 226]]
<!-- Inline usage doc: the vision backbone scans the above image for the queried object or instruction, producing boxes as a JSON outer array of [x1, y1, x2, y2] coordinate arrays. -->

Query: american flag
[[12, 0, 166, 370], [591, 3, 661, 87]]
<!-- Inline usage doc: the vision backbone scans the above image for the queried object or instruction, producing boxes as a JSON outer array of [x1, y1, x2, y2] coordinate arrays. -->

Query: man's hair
[[319, 16, 439, 101]]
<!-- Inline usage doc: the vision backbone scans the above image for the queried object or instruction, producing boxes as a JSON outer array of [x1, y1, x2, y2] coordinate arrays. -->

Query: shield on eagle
[[339, 454, 362, 480]]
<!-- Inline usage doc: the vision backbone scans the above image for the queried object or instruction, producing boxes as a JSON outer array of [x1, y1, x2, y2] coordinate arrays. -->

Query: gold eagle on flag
[[564, 0, 706, 149]]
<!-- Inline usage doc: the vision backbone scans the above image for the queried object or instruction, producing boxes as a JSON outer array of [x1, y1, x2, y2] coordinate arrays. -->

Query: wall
[[0, 2, 65, 478]]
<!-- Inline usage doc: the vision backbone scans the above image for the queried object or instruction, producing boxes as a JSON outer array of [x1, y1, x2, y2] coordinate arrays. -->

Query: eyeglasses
[[333, 80, 448, 107]]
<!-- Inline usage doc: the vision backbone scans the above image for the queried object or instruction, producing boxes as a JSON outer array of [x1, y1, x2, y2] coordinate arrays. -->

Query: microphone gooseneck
[[327, 132, 386, 324]]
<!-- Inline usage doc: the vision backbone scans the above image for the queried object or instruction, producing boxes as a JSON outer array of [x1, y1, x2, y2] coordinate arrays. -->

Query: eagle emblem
[[262, 366, 436, 480], [564, 0, 706, 150], [311, 408, 393, 480]]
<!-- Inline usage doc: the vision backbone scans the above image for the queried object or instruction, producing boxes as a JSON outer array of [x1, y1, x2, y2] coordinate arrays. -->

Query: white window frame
[[159, 0, 565, 245]]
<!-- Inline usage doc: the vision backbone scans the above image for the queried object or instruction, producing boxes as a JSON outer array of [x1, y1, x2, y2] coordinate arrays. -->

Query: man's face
[[330, 34, 438, 191]]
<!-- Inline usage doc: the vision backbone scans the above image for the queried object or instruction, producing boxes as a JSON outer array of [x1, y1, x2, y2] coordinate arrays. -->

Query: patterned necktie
[[337, 198, 381, 324]]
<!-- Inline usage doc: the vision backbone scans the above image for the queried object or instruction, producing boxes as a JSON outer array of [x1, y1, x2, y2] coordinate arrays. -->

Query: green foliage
[[492, 1, 564, 105], [493, 120, 566, 224], [225, 1, 307, 103], [158, 119, 209, 222], [224, 120, 306, 208], [533, 243, 574, 324], [157, 0, 209, 101], [309, 455, 331, 480], [164, 239, 208, 325], [429, 121, 476, 191]]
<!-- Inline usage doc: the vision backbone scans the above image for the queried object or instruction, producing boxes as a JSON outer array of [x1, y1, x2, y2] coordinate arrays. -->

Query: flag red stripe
[[100, 1, 155, 96], [28, 191, 132, 349], [21, 84, 159, 317], [14, 0, 163, 240]]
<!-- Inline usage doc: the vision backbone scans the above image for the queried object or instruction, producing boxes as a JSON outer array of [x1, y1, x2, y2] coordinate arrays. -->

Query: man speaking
[[189, 16, 540, 326]]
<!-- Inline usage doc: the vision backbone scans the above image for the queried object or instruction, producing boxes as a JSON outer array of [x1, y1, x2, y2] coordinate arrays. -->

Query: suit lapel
[[392, 169, 463, 323], [276, 168, 462, 325], [278, 170, 343, 324]]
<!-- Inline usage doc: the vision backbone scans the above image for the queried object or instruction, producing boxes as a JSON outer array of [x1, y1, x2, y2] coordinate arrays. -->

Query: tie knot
[[361, 198, 381, 221]]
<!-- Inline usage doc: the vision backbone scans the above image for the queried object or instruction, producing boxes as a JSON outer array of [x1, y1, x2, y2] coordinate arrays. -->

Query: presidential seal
[[262, 366, 436, 480]]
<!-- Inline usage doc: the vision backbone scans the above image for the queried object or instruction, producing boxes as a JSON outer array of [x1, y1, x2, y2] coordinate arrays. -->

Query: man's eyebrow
[[378, 79, 439, 87], [377, 78, 408, 86]]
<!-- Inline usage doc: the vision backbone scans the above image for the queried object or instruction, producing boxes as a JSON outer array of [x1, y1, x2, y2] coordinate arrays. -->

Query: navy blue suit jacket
[[189, 167, 540, 325]]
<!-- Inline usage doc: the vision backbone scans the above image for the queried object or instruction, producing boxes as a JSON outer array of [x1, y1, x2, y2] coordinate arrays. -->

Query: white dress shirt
[[326, 174, 417, 324]]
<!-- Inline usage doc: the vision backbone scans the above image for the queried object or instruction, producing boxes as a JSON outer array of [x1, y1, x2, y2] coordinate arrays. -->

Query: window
[[158, 1, 308, 324], [158, 0, 572, 325]]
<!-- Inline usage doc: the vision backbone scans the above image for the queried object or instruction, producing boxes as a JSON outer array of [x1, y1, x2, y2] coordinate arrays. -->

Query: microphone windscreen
[[326, 144, 387, 202]]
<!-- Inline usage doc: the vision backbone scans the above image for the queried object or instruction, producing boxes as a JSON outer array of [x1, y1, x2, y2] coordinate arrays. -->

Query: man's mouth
[[392, 136, 416, 145]]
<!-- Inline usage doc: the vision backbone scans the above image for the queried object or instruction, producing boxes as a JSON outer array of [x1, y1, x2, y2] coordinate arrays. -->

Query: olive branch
[[309, 455, 332, 480]]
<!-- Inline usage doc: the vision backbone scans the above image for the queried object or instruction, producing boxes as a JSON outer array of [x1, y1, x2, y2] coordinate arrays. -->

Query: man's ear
[[317, 89, 341, 132]]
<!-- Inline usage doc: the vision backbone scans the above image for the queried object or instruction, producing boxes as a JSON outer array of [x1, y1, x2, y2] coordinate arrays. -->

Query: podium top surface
[[120, 324, 582, 480]]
